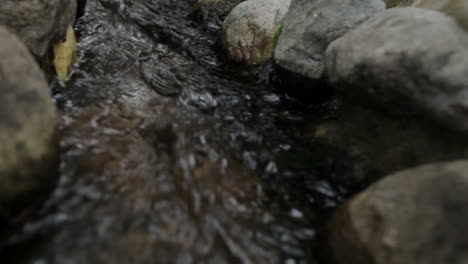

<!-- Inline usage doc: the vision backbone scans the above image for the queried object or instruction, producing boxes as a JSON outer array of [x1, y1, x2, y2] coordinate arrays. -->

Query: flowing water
[[1, 0, 360, 263]]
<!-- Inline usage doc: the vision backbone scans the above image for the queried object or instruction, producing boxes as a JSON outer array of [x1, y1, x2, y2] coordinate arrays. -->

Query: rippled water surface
[[1, 0, 358, 263]]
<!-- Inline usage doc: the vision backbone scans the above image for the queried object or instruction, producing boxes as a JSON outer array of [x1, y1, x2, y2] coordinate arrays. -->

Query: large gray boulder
[[0, 27, 58, 219], [274, 0, 385, 80], [0, 0, 77, 72], [221, 0, 291, 67], [328, 160, 468, 264], [326, 7, 468, 134]]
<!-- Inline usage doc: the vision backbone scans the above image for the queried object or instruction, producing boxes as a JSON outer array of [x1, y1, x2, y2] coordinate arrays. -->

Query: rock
[[0, 0, 77, 74], [0, 27, 58, 219], [221, 0, 291, 67], [274, 0, 385, 81], [412, 0, 468, 30], [311, 102, 468, 183], [326, 7, 468, 134], [328, 160, 468, 264], [190, 0, 244, 21]]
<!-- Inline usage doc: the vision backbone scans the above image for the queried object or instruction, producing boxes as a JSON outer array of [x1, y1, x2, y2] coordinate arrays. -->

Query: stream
[[1, 0, 360, 263]]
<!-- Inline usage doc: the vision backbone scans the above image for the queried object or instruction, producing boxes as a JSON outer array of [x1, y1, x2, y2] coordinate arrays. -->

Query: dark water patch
[[274, 66, 334, 105]]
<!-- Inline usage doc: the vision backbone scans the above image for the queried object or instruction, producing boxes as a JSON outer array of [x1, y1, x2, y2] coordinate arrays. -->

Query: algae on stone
[[269, 25, 283, 55]]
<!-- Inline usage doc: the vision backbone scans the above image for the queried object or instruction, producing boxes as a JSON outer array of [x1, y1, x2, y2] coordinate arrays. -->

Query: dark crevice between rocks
[[77, 0, 88, 20], [275, 66, 334, 105]]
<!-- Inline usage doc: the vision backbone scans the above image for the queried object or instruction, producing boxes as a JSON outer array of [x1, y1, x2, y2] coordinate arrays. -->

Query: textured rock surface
[[221, 0, 291, 66], [329, 160, 468, 264], [274, 0, 385, 80], [0, 27, 58, 219], [326, 7, 468, 134], [0, 0, 77, 73]]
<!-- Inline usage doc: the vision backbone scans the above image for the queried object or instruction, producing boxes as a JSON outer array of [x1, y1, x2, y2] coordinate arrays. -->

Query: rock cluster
[[210, 0, 468, 262], [274, 0, 386, 80], [1, 0, 467, 261]]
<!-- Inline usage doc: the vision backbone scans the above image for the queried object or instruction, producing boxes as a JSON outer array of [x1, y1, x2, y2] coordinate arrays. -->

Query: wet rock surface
[[0, 0, 351, 263], [0, 0, 77, 74], [221, 0, 291, 67], [274, 0, 385, 81], [326, 7, 468, 134], [328, 160, 468, 264], [0, 26, 58, 221]]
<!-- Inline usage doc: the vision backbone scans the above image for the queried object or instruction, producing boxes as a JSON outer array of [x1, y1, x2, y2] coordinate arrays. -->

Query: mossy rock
[[221, 0, 291, 67]]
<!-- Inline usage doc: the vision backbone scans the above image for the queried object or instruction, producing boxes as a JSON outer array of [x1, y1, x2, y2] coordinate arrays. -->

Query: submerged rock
[[326, 7, 468, 134], [0, 0, 77, 75], [0, 27, 58, 219], [221, 0, 291, 67], [328, 160, 468, 264], [274, 0, 385, 81], [311, 102, 468, 183]]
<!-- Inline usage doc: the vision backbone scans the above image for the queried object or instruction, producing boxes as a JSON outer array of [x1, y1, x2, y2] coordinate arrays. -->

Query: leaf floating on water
[[53, 25, 77, 86]]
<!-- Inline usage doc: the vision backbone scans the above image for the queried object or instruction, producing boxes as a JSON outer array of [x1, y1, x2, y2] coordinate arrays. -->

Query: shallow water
[[1, 0, 359, 263]]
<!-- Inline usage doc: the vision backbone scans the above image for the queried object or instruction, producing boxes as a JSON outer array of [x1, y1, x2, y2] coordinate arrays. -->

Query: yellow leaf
[[53, 25, 77, 86]]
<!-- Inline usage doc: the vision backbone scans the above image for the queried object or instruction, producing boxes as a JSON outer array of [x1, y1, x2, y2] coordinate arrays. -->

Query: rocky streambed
[[1, 0, 468, 263], [0, 0, 353, 263]]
